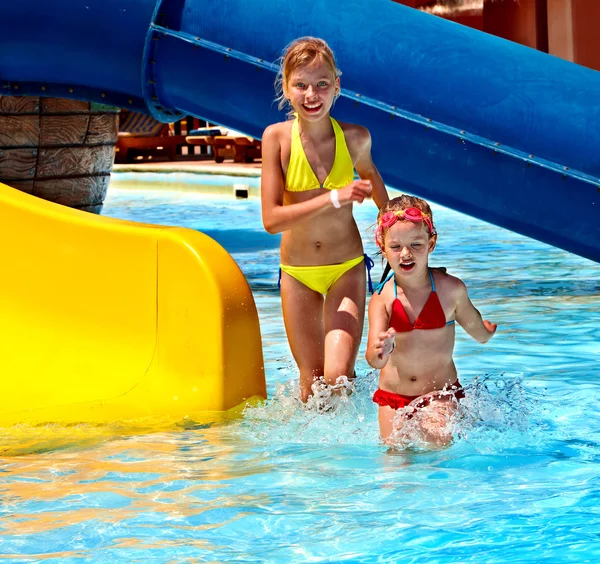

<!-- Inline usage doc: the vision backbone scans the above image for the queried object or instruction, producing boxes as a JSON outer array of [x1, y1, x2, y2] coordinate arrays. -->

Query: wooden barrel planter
[[0, 96, 119, 212]]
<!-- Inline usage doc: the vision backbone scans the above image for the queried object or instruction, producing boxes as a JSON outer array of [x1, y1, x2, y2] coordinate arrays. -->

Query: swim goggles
[[375, 207, 436, 249]]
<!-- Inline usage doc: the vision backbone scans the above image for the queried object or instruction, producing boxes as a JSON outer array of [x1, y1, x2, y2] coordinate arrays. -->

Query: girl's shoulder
[[430, 268, 467, 303], [262, 120, 293, 143], [335, 120, 371, 142], [335, 120, 372, 159], [431, 267, 463, 284], [372, 274, 395, 302]]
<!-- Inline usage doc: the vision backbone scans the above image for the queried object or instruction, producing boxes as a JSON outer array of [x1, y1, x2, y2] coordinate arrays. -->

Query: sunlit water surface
[[1, 177, 599, 562]]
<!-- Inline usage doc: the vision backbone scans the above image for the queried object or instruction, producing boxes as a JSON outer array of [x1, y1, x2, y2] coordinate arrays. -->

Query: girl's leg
[[413, 395, 460, 447], [280, 272, 325, 402], [378, 405, 397, 441], [323, 261, 366, 386]]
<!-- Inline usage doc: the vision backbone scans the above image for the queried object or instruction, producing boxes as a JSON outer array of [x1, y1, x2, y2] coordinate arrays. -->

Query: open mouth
[[400, 262, 415, 272], [302, 103, 323, 114]]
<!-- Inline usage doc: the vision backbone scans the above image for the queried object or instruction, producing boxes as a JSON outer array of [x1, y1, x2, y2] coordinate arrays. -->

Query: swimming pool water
[[1, 179, 599, 562]]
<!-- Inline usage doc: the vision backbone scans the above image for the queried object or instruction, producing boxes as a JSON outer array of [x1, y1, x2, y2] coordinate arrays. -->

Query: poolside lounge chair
[[115, 111, 190, 163], [186, 128, 262, 163]]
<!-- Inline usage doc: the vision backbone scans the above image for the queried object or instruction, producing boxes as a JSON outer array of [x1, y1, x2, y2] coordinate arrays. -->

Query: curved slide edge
[[0, 182, 266, 426]]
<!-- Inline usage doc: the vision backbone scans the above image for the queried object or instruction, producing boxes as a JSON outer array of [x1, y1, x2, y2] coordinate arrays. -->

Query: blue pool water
[[1, 177, 599, 562]]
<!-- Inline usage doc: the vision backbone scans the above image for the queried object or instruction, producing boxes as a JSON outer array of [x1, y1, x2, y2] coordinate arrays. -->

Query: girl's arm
[[366, 293, 396, 369], [353, 127, 389, 210], [454, 279, 497, 343], [261, 124, 372, 234]]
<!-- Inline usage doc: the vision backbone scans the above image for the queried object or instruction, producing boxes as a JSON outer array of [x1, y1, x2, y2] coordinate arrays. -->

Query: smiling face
[[382, 220, 436, 276], [284, 60, 340, 121]]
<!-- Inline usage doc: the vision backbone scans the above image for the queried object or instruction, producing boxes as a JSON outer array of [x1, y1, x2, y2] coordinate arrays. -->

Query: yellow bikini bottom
[[279, 255, 365, 295]]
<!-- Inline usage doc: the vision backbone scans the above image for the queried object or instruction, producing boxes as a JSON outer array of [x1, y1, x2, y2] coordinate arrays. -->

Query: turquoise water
[[1, 178, 600, 562]]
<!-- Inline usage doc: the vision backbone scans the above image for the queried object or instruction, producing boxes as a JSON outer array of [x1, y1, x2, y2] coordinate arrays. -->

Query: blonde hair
[[275, 37, 341, 114]]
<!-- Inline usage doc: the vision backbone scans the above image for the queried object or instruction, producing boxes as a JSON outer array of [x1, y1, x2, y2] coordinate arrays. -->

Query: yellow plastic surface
[[0, 182, 266, 426]]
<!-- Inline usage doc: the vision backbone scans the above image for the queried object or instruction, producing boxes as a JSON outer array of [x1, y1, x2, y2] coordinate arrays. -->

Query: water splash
[[241, 371, 546, 453], [453, 374, 547, 450], [384, 374, 546, 452], [241, 370, 381, 446]]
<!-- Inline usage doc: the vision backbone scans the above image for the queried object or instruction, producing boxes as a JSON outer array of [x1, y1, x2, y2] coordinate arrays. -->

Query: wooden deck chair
[[184, 127, 225, 156], [115, 111, 189, 163], [186, 128, 262, 163]]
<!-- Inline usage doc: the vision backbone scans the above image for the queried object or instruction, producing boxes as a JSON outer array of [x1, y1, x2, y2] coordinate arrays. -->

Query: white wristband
[[330, 189, 341, 209]]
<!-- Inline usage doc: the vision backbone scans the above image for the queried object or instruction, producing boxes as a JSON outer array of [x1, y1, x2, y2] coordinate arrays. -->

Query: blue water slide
[[1, 0, 599, 261]]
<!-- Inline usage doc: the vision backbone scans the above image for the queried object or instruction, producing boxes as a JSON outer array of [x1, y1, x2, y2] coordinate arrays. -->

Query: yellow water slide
[[0, 182, 266, 426]]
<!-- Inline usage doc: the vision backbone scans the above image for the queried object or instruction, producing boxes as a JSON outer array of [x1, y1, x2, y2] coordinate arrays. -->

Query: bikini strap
[[429, 268, 454, 325], [376, 271, 395, 295], [364, 254, 375, 294], [428, 268, 436, 292]]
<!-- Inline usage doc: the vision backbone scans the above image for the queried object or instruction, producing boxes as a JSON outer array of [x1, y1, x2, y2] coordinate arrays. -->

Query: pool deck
[[112, 158, 262, 178]]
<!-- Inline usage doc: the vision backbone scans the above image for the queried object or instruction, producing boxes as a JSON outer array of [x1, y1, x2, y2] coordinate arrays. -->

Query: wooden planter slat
[[86, 114, 119, 144], [34, 175, 109, 207], [41, 98, 91, 114], [0, 96, 40, 114], [0, 148, 37, 179], [40, 115, 90, 146], [0, 115, 40, 146]]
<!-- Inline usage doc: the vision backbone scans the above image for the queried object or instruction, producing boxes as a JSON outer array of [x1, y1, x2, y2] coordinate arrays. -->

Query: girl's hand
[[374, 328, 396, 360], [483, 320, 497, 336], [337, 180, 372, 206]]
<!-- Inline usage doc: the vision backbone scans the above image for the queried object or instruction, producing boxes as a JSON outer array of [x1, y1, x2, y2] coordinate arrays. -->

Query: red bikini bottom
[[372, 381, 464, 410]]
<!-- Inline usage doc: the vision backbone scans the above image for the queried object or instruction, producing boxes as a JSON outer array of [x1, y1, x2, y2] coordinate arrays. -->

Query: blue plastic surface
[[1, 0, 598, 261]]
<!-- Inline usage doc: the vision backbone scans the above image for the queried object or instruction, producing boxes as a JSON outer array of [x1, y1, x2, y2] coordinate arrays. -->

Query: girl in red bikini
[[366, 195, 497, 445]]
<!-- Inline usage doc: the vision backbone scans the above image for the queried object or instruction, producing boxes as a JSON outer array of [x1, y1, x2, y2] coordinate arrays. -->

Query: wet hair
[[275, 36, 341, 113], [376, 194, 436, 248]]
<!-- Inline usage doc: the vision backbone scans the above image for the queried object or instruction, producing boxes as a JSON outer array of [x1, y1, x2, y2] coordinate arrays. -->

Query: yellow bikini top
[[286, 117, 355, 192]]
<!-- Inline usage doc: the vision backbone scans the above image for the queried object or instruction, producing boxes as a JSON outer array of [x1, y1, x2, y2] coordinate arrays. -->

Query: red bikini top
[[379, 270, 455, 333]]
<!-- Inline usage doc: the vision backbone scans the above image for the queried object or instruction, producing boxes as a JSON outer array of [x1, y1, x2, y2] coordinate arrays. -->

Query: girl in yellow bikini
[[261, 37, 389, 402]]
